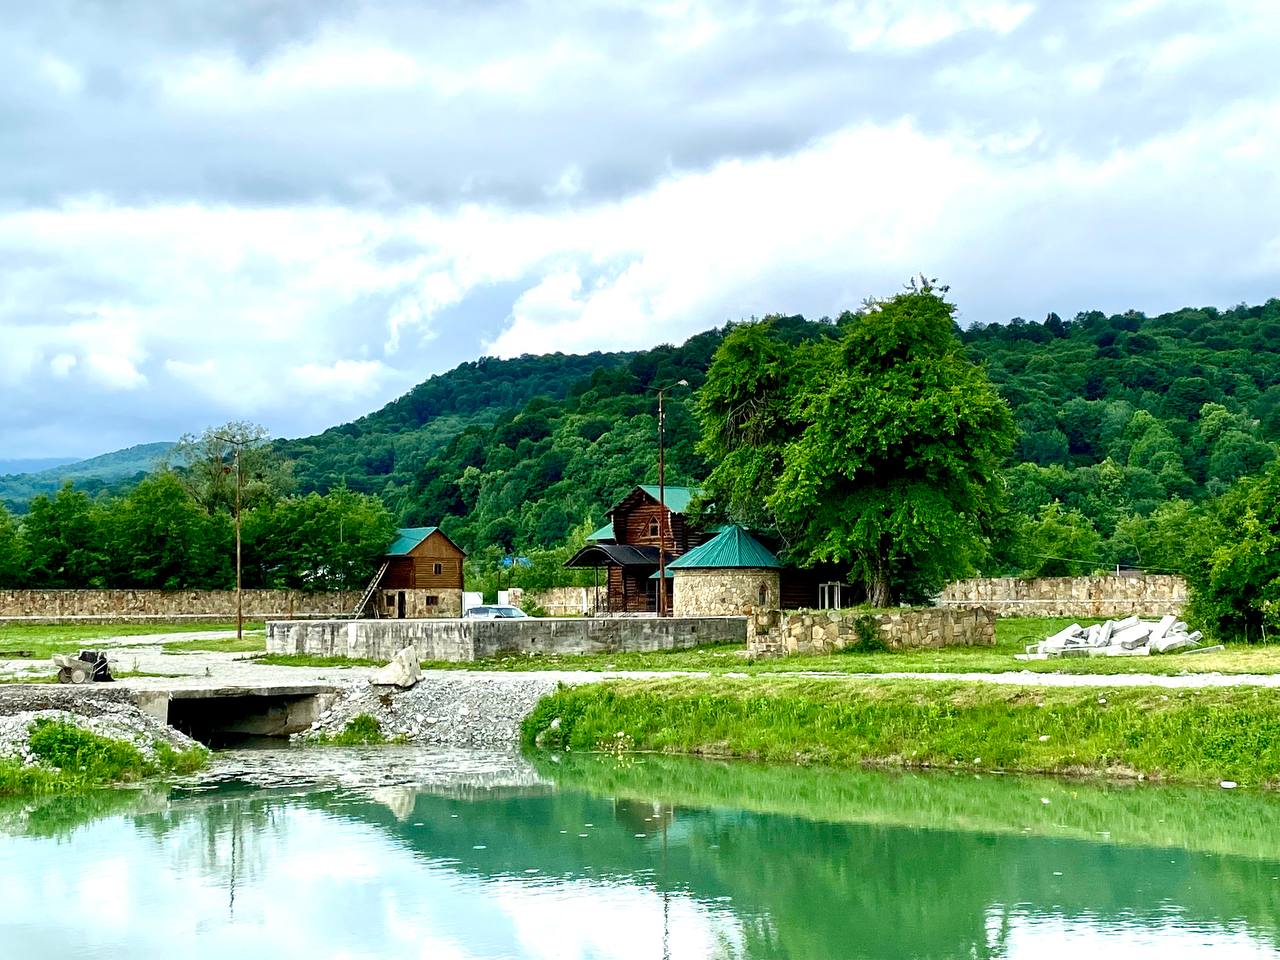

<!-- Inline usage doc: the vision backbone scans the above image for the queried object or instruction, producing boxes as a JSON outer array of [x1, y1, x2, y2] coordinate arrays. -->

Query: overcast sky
[[2, 0, 1278, 458]]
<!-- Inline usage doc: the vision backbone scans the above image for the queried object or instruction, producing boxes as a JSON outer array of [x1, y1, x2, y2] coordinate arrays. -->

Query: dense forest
[[1, 296, 1278, 635]]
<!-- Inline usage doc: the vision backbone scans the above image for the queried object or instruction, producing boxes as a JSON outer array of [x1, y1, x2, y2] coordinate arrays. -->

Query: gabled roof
[[585, 521, 615, 542], [386, 526, 465, 557], [665, 524, 781, 570], [633, 484, 698, 515], [564, 543, 660, 569]]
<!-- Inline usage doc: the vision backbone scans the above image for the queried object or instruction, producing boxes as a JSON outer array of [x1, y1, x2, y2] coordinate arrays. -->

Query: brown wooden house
[[359, 526, 466, 618], [564, 485, 712, 614]]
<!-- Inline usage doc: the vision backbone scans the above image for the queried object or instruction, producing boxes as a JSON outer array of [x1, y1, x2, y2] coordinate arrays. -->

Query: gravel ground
[[0, 687, 201, 763], [302, 673, 569, 748]]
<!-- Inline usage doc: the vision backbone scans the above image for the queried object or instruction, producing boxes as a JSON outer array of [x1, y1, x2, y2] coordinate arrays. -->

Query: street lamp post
[[652, 379, 689, 617]]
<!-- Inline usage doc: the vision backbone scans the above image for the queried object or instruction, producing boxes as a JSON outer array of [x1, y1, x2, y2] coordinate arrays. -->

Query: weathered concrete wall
[[0, 589, 359, 624], [267, 615, 747, 662], [674, 569, 781, 618], [938, 575, 1187, 617], [748, 605, 995, 658]]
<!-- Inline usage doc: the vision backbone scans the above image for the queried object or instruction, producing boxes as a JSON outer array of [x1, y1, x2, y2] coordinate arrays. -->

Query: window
[[758, 583, 769, 606], [425, 595, 439, 606], [433, 562, 443, 575], [648, 516, 660, 537], [385, 594, 395, 608]]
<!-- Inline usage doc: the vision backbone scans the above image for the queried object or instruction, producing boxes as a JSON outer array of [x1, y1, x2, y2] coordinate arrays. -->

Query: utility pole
[[215, 434, 248, 643], [652, 379, 689, 618]]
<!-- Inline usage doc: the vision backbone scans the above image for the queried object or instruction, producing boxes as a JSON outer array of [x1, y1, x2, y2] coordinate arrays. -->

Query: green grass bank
[[0, 718, 208, 797], [522, 676, 1280, 788]]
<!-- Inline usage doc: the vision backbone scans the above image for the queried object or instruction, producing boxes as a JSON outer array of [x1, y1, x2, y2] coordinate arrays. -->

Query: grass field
[[0, 622, 265, 660], [419, 617, 1280, 676], [523, 675, 1280, 787]]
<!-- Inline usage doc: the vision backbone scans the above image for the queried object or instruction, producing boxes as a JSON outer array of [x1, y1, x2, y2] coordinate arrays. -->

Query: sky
[[1, 0, 1278, 459]]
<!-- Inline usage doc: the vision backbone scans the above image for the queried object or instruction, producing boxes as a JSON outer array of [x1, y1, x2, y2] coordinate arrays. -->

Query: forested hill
[[279, 351, 635, 496], [285, 298, 1279, 564]]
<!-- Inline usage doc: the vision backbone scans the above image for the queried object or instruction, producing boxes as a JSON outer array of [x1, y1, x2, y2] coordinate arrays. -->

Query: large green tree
[[700, 282, 1016, 605], [23, 485, 107, 587], [1186, 461, 1280, 642], [99, 472, 232, 589], [242, 487, 394, 590], [171, 421, 294, 516], [0, 505, 26, 587]]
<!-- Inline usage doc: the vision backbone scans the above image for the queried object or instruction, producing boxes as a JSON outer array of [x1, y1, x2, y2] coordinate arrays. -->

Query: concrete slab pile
[[1015, 615, 1222, 660]]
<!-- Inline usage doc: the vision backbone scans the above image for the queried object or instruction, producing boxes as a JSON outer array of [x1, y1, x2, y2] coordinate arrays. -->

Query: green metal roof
[[665, 524, 781, 570], [387, 526, 439, 556], [585, 522, 615, 542], [637, 485, 698, 515]]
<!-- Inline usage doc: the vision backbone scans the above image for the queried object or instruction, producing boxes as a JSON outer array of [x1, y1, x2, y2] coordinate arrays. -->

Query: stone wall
[[0, 589, 359, 624], [938, 575, 1187, 618], [747, 605, 995, 658], [673, 569, 781, 617], [267, 615, 747, 662], [523, 586, 595, 616], [372, 588, 463, 619]]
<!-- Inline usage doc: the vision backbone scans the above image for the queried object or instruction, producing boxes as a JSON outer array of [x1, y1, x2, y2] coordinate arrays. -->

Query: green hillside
[[278, 351, 634, 498], [0, 442, 175, 512]]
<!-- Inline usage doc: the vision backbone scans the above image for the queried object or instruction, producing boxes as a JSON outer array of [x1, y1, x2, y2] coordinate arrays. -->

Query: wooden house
[[356, 526, 466, 618], [564, 485, 712, 615]]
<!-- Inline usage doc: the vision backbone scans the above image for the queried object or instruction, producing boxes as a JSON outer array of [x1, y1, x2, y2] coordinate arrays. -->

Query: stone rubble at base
[[1016, 614, 1220, 660]]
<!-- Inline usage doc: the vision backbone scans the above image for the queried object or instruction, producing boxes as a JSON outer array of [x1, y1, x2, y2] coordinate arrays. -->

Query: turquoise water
[[2, 748, 1279, 959]]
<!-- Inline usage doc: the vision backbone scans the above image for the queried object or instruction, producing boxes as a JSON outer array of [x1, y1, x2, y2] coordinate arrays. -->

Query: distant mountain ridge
[[0, 442, 175, 512], [0, 457, 79, 476]]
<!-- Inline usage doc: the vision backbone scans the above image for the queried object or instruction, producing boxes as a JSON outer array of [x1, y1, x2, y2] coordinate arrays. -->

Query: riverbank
[[0, 687, 208, 796], [521, 676, 1280, 788]]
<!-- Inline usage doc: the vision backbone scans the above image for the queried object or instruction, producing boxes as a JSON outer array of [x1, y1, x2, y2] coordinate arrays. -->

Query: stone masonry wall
[[523, 586, 595, 616], [268, 615, 747, 662], [938, 575, 1187, 617], [673, 569, 781, 618], [748, 605, 995, 658], [0, 589, 360, 624], [373, 589, 463, 619]]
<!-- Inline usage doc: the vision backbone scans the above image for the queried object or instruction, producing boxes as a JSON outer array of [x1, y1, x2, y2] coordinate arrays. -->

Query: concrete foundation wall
[[0, 588, 360, 624], [749, 605, 996, 658], [674, 569, 780, 617], [939, 575, 1187, 617], [267, 615, 747, 662]]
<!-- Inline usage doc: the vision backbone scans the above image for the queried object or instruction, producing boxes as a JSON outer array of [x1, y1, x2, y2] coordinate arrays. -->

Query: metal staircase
[[352, 561, 389, 618]]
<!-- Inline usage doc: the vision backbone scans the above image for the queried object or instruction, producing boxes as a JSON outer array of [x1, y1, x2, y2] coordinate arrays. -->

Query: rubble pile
[[1016, 615, 1224, 660]]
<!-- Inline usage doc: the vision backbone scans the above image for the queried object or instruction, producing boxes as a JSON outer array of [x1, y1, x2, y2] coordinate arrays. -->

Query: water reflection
[[1, 748, 1278, 959]]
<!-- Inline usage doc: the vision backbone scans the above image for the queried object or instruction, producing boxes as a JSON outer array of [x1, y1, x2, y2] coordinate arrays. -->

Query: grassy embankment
[[0, 622, 266, 660], [523, 676, 1280, 788], [0, 718, 208, 797], [413, 616, 1280, 676]]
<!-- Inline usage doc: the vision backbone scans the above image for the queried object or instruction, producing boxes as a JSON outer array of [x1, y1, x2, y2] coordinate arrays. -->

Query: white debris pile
[[1016, 615, 1224, 660]]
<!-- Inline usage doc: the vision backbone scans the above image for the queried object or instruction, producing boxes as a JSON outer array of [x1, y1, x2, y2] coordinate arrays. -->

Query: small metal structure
[[52, 650, 114, 684]]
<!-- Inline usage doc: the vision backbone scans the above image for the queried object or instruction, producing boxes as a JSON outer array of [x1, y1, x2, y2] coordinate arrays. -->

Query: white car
[[462, 604, 530, 620]]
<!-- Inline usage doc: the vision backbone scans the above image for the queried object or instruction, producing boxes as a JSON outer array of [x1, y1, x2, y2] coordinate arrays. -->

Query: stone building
[[669, 525, 782, 617], [356, 527, 466, 618]]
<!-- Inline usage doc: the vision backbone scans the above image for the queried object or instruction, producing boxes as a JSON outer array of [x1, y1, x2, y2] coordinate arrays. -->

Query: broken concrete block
[[1015, 653, 1051, 661], [1112, 615, 1140, 632], [1183, 645, 1225, 655], [1152, 634, 1198, 654], [1093, 620, 1114, 647], [1148, 615, 1177, 646], [1112, 624, 1153, 650]]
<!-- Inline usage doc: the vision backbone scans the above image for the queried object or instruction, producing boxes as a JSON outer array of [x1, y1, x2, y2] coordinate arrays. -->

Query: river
[[2, 746, 1278, 959]]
